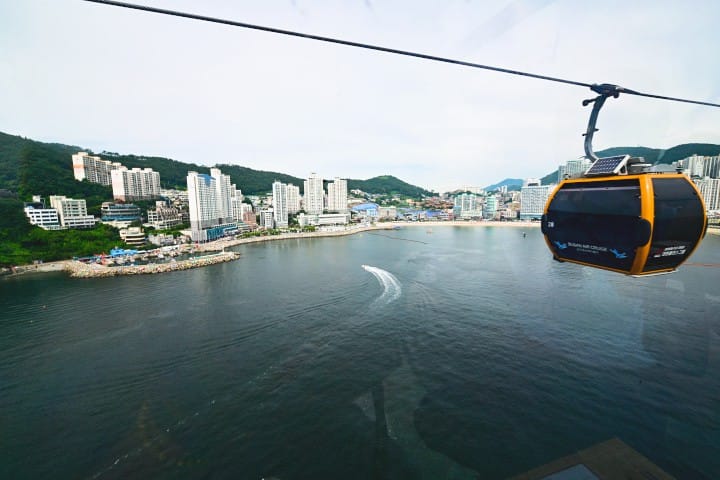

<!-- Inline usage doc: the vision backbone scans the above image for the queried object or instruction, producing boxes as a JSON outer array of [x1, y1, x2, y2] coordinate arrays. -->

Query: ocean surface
[[1, 226, 719, 479]]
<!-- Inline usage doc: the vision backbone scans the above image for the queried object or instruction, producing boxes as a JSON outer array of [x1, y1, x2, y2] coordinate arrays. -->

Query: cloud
[[1, 0, 718, 192]]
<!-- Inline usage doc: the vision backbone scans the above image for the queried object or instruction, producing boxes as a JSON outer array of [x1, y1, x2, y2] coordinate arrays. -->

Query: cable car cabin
[[541, 155, 707, 276]]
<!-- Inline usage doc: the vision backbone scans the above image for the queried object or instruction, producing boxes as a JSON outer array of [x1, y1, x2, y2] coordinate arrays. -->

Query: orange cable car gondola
[[541, 84, 708, 276]]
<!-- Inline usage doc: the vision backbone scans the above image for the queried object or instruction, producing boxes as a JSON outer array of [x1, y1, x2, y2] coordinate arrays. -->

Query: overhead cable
[[83, 0, 720, 108]]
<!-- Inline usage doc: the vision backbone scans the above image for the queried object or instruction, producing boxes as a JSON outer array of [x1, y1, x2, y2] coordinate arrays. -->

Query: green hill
[[348, 175, 432, 197], [0, 131, 432, 198]]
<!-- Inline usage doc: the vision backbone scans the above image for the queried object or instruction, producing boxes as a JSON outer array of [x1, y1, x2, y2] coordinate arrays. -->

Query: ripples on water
[[1, 228, 719, 479]]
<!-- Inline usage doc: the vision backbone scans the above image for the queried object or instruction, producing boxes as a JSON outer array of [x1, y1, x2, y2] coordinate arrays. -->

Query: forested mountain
[[0, 131, 432, 198], [348, 175, 433, 197]]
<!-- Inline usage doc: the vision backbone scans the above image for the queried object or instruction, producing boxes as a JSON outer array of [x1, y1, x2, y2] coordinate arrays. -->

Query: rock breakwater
[[65, 252, 239, 278]]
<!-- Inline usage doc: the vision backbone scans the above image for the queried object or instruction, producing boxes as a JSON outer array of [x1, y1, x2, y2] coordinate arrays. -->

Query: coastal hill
[[0, 131, 433, 198]]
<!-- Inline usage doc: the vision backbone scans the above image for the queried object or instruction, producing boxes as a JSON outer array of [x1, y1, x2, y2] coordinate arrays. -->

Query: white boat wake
[[362, 265, 402, 305]]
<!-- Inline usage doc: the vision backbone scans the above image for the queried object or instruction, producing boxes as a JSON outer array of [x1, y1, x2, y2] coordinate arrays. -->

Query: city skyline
[[2, 1, 719, 193]]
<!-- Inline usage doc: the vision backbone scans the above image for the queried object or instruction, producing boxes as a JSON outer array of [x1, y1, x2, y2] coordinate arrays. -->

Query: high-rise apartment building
[[694, 177, 720, 211], [484, 194, 499, 219], [520, 183, 554, 220], [111, 167, 161, 202], [211, 168, 233, 224], [230, 186, 244, 223], [286, 184, 301, 213], [680, 154, 720, 178], [454, 193, 482, 218], [272, 181, 289, 228], [49, 195, 97, 228], [259, 209, 274, 229], [558, 158, 592, 181], [327, 178, 348, 213], [304, 173, 324, 214], [187, 168, 235, 242], [72, 152, 122, 186]]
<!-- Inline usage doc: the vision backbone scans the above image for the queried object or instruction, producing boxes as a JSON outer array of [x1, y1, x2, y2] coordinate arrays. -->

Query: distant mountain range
[[534, 144, 720, 187], [483, 178, 523, 192], [0, 131, 433, 199]]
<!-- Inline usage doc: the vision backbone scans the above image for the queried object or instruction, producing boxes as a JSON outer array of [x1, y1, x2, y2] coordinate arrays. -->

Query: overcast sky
[[1, 0, 719, 192]]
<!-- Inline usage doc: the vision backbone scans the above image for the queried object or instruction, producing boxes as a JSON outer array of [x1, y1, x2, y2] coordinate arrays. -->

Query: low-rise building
[[298, 212, 350, 227], [101, 202, 141, 223], [49, 195, 97, 228], [146, 201, 184, 230], [351, 202, 379, 220], [24, 203, 62, 230], [119, 226, 146, 246], [378, 206, 398, 220]]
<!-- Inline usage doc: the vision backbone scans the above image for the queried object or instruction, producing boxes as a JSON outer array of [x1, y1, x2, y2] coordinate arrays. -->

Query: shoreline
[[195, 223, 394, 252], [391, 220, 541, 228], [195, 221, 540, 252], [5, 221, 714, 278]]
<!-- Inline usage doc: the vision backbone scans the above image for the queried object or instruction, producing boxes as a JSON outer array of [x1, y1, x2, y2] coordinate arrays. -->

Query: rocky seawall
[[65, 252, 239, 278]]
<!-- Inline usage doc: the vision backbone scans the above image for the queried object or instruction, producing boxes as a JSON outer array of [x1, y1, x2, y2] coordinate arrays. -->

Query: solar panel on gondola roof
[[540, 85, 707, 276], [584, 155, 628, 176]]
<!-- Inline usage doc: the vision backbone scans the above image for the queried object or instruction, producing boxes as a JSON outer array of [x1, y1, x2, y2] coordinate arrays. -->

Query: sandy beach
[[391, 220, 541, 228], [195, 221, 539, 252], [195, 223, 394, 252]]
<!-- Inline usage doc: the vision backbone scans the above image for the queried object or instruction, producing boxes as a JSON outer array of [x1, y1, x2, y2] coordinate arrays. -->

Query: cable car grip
[[582, 83, 628, 163]]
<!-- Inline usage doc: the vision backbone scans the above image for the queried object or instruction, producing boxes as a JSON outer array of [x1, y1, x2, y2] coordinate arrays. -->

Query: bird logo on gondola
[[610, 248, 627, 259], [553, 241, 568, 250]]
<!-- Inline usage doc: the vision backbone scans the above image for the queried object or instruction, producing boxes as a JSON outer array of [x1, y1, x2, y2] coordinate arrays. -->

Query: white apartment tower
[[680, 154, 720, 178], [520, 183, 554, 220], [558, 158, 592, 181], [304, 173, 324, 214], [694, 177, 720, 211], [230, 185, 244, 222], [455, 193, 482, 218], [211, 168, 233, 224], [72, 152, 122, 186], [272, 181, 289, 228], [187, 171, 218, 235], [286, 184, 301, 214], [187, 168, 234, 242], [111, 167, 161, 201], [327, 177, 348, 213]]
